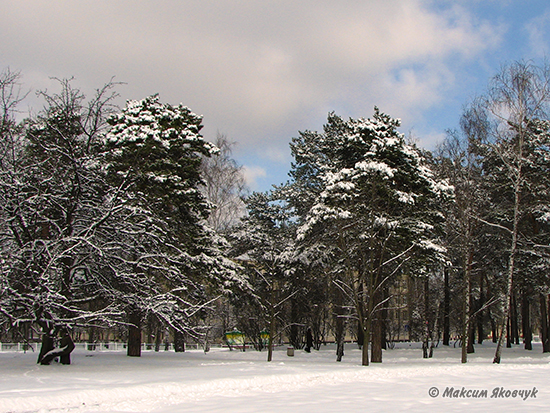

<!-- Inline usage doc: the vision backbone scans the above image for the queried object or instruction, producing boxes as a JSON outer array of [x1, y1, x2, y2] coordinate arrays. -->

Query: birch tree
[[465, 61, 550, 363]]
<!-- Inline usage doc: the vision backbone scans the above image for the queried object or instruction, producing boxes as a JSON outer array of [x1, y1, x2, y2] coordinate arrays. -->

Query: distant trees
[[200, 134, 247, 233], [229, 190, 297, 361], [4, 60, 550, 368]]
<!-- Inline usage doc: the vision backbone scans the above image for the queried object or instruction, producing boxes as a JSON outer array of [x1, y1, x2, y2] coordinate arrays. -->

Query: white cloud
[[525, 10, 550, 58], [242, 165, 267, 190]]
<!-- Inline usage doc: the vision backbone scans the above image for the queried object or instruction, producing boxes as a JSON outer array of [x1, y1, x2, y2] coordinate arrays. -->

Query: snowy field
[[1, 342, 549, 413]]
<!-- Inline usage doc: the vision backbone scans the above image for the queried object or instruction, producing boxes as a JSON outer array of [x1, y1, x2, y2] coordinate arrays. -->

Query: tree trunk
[[467, 284, 475, 354], [423, 276, 430, 359], [540, 294, 550, 352], [357, 320, 364, 347], [334, 282, 345, 362], [371, 316, 383, 363], [289, 300, 302, 349], [371, 286, 383, 363], [493, 171, 521, 364], [155, 326, 162, 352], [512, 293, 520, 345], [522, 291, 532, 350], [362, 317, 371, 366], [490, 311, 497, 343], [380, 285, 388, 350], [174, 329, 186, 352], [477, 274, 485, 344], [59, 332, 75, 365], [443, 267, 450, 346], [462, 249, 473, 363], [467, 321, 475, 354], [37, 321, 55, 365], [267, 310, 276, 362], [127, 309, 142, 357]]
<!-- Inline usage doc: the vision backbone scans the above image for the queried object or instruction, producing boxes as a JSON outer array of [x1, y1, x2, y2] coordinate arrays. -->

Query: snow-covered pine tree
[[297, 109, 452, 366], [104, 95, 244, 356]]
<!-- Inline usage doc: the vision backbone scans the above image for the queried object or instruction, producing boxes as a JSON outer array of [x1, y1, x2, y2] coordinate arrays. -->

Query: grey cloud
[[1, 0, 502, 162]]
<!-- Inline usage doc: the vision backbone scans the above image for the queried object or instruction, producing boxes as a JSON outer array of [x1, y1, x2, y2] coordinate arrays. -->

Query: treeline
[[1, 61, 550, 366], [228, 60, 550, 365]]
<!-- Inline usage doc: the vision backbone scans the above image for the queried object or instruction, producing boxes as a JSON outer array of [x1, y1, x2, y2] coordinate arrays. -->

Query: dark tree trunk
[[522, 291, 532, 350], [87, 326, 97, 351], [305, 328, 313, 353], [174, 329, 186, 353], [510, 293, 519, 345], [371, 316, 383, 363], [443, 267, 450, 346], [371, 286, 383, 363], [289, 301, 302, 349], [506, 316, 512, 348], [59, 332, 75, 365], [357, 320, 364, 347], [40, 333, 75, 365], [155, 326, 162, 352], [490, 312, 497, 343], [477, 274, 485, 344], [423, 276, 430, 359], [381, 286, 388, 350], [356, 282, 365, 348], [467, 288, 475, 354], [334, 283, 345, 362], [461, 249, 473, 363], [467, 322, 475, 353], [37, 322, 55, 364], [127, 309, 142, 357], [540, 294, 550, 352]]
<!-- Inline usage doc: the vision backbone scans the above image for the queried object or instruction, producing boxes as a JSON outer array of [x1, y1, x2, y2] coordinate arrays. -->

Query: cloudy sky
[[2, 0, 549, 191]]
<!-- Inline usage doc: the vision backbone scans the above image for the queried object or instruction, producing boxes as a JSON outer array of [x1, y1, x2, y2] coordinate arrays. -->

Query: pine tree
[[104, 95, 243, 356], [297, 109, 452, 365]]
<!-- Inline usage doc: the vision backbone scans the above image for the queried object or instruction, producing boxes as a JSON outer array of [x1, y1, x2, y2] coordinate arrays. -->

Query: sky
[[2, 0, 550, 192]]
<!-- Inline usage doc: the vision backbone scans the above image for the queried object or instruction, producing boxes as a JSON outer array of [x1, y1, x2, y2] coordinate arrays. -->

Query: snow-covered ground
[[1, 342, 549, 413]]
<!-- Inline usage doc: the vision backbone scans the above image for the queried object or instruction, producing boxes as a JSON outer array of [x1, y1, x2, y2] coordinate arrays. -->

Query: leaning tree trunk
[[37, 320, 55, 365], [381, 285, 389, 350]]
